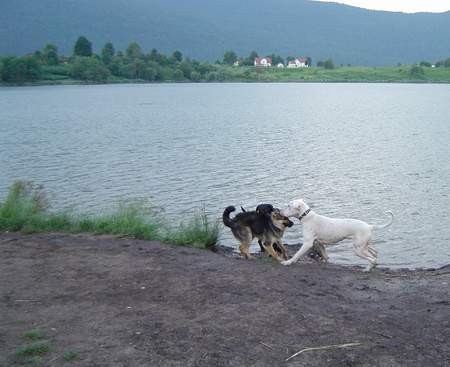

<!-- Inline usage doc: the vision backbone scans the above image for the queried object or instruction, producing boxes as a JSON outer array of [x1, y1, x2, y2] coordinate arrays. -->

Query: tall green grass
[[0, 181, 220, 249]]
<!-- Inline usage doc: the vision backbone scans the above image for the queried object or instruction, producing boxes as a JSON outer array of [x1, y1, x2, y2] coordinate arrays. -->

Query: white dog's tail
[[371, 211, 394, 230]]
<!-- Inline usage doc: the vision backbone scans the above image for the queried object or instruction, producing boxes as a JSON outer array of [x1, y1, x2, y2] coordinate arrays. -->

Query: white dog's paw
[[281, 260, 292, 266]]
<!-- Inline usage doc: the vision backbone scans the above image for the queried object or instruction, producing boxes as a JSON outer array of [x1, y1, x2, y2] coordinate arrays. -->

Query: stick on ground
[[285, 342, 362, 362]]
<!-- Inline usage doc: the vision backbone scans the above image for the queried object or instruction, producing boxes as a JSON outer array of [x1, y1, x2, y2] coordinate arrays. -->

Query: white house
[[277, 63, 285, 68], [287, 57, 308, 68], [254, 57, 272, 67]]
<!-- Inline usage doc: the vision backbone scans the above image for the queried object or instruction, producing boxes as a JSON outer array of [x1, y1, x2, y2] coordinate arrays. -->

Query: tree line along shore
[[2, 36, 450, 85]]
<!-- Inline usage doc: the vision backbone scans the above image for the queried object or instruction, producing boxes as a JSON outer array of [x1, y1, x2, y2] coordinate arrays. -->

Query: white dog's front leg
[[281, 241, 314, 266]]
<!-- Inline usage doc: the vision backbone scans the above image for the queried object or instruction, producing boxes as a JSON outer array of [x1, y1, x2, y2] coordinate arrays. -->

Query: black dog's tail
[[222, 206, 236, 228]]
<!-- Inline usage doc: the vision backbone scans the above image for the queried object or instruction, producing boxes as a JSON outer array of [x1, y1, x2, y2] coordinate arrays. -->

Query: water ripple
[[1, 83, 450, 268]]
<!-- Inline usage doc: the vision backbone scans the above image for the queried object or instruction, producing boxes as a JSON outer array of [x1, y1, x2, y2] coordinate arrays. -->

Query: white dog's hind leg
[[368, 246, 378, 257], [354, 244, 377, 272], [281, 240, 314, 266]]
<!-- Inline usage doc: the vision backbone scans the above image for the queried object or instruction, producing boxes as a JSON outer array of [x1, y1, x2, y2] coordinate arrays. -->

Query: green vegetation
[[73, 36, 93, 57], [15, 341, 50, 358], [12, 329, 50, 365], [2, 37, 450, 85], [165, 208, 219, 249], [63, 351, 79, 362], [0, 181, 220, 249], [22, 329, 44, 341]]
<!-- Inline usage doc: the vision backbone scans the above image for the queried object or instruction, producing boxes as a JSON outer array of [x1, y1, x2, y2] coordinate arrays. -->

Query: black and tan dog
[[240, 205, 284, 256], [222, 204, 293, 261]]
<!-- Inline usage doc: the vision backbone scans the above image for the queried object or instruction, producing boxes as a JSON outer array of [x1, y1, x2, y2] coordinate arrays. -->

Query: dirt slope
[[1, 233, 449, 366]]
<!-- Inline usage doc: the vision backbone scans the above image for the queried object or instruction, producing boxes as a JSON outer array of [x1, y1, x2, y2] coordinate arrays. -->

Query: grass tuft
[[164, 207, 220, 249], [22, 329, 44, 341], [0, 181, 220, 249], [63, 350, 79, 362], [15, 341, 50, 357]]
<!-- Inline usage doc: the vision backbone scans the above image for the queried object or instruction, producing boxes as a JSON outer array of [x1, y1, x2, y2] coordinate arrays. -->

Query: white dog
[[280, 199, 393, 271]]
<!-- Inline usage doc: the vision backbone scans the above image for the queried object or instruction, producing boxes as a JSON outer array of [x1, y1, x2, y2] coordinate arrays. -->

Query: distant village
[[234, 57, 310, 68]]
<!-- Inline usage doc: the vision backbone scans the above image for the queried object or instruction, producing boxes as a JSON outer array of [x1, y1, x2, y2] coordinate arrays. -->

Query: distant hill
[[1, 0, 450, 65]]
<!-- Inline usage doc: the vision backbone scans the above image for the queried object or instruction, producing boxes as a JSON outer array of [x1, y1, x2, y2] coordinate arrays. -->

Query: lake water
[[1, 83, 449, 269]]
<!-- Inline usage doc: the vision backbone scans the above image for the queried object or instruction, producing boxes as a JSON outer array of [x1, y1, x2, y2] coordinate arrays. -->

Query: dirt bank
[[1, 233, 449, 366]]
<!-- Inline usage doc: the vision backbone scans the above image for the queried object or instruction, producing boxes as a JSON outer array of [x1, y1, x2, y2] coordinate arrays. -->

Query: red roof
[[254, 57, 272, 65]]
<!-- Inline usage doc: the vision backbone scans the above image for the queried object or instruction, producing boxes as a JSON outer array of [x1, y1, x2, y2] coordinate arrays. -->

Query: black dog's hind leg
[[259, 240, 284, 256]]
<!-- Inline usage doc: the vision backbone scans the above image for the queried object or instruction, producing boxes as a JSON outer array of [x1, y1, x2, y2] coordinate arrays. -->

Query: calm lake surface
[[1, 83, 449, 269]]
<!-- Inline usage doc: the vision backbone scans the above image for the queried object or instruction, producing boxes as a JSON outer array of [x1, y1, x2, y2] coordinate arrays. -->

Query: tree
[[323, 58, 335, 69], [149, 48, 158, 61], [194, 62, 214, 76], [73, 36, 92, 57], [306, 56, 312, 67], [43, 44, 58, 65], [223, 50, 238, 65], [126, 42, 142, 60], [149, 49, 169, 65], [70, 56, 109, 81], [129, 59, 145, 79], [172, 50, 183, 63], [0, 59, 4, 81], [244, 51, 258, 66], [419, 61, 431, 67], [444, 58, 450, 68], [1, 56, 41, 82], [179, 59, 193, 78], [108, 56, 123, 76], [101, 42, 115, 65], [317, 60, 324, 67], [269, 53, 284, 65]]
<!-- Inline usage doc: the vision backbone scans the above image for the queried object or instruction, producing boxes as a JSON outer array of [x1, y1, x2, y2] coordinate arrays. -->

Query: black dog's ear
[[241, 206, 246, 212], [256, 204, 274, 215]]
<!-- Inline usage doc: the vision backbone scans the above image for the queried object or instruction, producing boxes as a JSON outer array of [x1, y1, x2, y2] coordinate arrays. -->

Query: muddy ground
[[1, 233, 449, 367]]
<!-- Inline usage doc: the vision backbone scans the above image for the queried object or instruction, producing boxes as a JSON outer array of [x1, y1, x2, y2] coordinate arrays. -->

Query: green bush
[[0, 56, 41, 82], [409, 65, 425, 77], [173, 69, 184, 81], [190, 71, 201, 82], [70, 56, 110, 81]]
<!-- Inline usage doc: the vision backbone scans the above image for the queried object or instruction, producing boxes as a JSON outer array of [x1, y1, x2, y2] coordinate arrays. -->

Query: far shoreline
[[2, 78, 450, 88]]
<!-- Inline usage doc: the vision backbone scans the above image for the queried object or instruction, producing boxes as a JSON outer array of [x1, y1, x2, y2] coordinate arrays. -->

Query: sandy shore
[[1, 233, 449, 366]]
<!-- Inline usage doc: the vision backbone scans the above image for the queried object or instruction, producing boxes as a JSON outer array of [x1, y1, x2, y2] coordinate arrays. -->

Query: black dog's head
[[255, 203, 274, 216]]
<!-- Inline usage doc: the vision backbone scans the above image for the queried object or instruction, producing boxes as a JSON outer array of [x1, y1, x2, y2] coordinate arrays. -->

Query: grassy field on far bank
[[3, 64, 450, 86], [259, 65, 450, 83], [0, 181, 219, 248], [27, 64, 450, 84]]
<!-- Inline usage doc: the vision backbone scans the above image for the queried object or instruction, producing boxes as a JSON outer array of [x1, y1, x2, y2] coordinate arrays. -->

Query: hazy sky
[[314, 0, 450, 13]]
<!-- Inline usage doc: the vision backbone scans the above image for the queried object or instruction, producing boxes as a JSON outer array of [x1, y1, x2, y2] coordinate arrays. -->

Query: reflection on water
[[1, 83, 449, 268]]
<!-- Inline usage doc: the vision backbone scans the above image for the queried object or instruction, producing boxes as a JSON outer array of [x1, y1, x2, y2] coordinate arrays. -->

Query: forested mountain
[[1, 0, 449, 65]]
